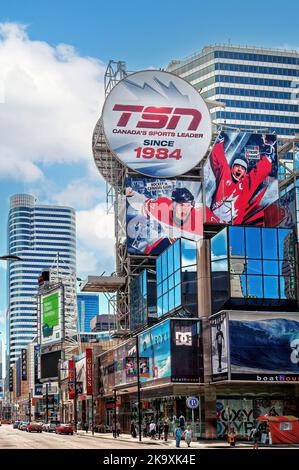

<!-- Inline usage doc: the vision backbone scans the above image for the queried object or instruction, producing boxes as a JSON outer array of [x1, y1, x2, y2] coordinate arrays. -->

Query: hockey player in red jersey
[[206, 133, 276, 225], [126, 186, 203, 254]]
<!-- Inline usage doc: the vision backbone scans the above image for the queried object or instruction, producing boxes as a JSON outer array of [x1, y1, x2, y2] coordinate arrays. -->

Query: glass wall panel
[[246, 227, 261, 258], [212, 259, 228, 272], [264, 276, 279, 298], [247, 275, 263, 298], [263, 260, 279, 275], [229, 226, 245, 256], [247, 259, 262, 275], [262, 229, 278, 259], [181, 238, 197, 266], [174, 240, 181, 271], [211, 229, 228, 260], [230, 275, 246, 297]]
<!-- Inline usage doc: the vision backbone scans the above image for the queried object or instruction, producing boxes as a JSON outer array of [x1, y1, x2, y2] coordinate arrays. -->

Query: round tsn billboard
[[101, 70, 212, 178]]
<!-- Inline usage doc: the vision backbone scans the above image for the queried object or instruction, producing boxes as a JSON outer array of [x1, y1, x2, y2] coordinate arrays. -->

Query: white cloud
[[0, 22, 105, 182], [76, 203, 116, 277], [53, 178, 106, 209]]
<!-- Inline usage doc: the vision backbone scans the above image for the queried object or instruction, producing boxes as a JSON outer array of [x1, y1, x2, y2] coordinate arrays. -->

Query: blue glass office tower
[[77, 294, 99, 333], [167, 44, 299, 136], [7, 194, 76, 366]]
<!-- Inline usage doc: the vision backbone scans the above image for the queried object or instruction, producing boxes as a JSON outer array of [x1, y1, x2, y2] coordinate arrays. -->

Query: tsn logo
[[112, 104, 202, 130]]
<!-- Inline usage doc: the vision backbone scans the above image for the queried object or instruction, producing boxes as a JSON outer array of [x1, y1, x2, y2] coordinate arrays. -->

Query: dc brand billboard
[[102, 70, 212, 177], [170, 319, 201, 383], [204, 131, 278, 226], [126, 177, 203, 255]]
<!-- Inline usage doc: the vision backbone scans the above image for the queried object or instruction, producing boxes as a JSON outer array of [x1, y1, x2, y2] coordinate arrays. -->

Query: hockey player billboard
[[204, 131, 278, 226], [126, 177, 203, 255], [101, 70, 212, 178]]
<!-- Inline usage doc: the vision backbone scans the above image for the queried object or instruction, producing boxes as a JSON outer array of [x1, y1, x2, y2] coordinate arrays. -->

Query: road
[[0, 424, 159, 449]]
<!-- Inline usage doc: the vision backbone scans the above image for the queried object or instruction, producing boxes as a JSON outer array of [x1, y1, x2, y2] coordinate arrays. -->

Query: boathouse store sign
[[101, 70, 212, 177]]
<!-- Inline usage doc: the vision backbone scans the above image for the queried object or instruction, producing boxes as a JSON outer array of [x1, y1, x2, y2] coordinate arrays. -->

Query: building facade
[[167, 44, 299, 137], [77, 294, 99, 333], [7, 194, 76, 368]]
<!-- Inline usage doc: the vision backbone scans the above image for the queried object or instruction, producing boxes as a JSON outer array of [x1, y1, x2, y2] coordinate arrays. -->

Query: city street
[[0, 425, 158, 449]]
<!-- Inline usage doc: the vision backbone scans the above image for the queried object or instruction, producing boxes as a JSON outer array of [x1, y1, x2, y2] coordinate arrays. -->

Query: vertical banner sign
[[9, 366, 13, 392], [101, 70, 212, 178], [34, 345, 42, 396], [21, 349, 27, 381], [68, 359, 75, 399], [86, 348, 93, 395]]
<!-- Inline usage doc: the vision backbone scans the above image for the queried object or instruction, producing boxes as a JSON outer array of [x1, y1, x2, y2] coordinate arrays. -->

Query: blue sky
[[0, 0, 298, 339]]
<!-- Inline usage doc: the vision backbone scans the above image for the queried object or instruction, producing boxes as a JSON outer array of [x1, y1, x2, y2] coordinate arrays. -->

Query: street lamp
[[0, 255, 23, 261]]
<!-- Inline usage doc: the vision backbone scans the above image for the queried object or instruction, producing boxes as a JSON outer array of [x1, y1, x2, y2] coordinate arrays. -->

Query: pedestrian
[[184, 425, 192, 447], [116, 420, 121, 437], [250, 426, 261, 449], [227, 427, 236, 447], [84, 421, 89, 433], [149, 420, 156, 439], [179, 414, 185, 431], [175, 426, 183, 448], [131, 420, 137, 438], [158, 419, 163, 439], [163, 418, 169, 442]]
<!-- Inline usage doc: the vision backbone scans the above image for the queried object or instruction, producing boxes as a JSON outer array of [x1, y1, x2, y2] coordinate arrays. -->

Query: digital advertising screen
[[138, 320, 171, 383], [126, 177, 203, 255], [204, 131, 278, 226], [229, 312, 299, 381], [210, 313, 229, 382], [264, 188, 296, 229], [41, 288, 63, 345], [170, 319, 201, 383]]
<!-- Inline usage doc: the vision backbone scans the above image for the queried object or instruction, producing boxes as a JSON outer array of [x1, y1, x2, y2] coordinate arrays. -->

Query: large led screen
[[126, 177, 203, 255], [41, 289, 62, 345], [229, 312, 299, 381], [138, 320, 171, 382], [204, 131, 278, 226]]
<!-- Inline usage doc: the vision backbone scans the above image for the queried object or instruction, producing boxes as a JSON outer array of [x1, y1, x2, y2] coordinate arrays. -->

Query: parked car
[[13, 421, 21, 429], [19, 421, 29, 430], [27, 422, 43, 433], [55, 424, 74, 435]]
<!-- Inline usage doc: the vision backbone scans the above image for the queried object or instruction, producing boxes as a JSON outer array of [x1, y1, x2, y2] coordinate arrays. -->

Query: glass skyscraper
[[167, 44, 299, 136], [7, 194, 76, 366], [77, 293, 99, 333]]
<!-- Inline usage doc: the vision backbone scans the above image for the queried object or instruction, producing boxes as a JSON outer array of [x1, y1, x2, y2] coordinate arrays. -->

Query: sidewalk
[[76, 430, 254, 448]]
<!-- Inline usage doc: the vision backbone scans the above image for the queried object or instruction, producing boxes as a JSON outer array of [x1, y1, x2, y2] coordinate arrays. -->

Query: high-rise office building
[[7, 194, 76, 366], [77, 294, 99, 333], [167, 44, 299, 136]]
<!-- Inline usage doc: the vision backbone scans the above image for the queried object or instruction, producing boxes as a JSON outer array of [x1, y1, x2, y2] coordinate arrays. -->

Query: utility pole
[[113, 388, 117, 438], [46, 384, 49, 424], [74, 364, 77, 432], [91, 393, 94, 436], [28, 391, 31, 422], [136, 336, 142, 442]]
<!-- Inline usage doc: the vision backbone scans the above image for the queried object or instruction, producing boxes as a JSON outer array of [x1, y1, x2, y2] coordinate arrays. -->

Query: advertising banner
[[86, 348, 93, 395], [210, 313, 229, 382], [204, 131, 278, 226], [264, 188, 296, 229], [126, 177, 203, 255], [170, 319, 201, 383], [102, 70, 212, 178], [41, 289, 62, 345], [68, 359, 75, 399], [138, 320, 171, 383], [21, 348, 27, 381], [34, 345, 42, 397], [76, 354, 86, 395], [229, 312, 299, 381], [9, 366, 13, 392]]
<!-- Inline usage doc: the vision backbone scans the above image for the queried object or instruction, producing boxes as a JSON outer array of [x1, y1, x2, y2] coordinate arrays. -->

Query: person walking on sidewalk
[[184, 426, 192, 447], [175, 426, 183, 448], [179, 414, 186, 431], [131, 420, 137, 438], [149, 420, 156, 439], [116, 420, 121, 437], [227, 427, 236, 447], [163, 418, 169, 442]]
